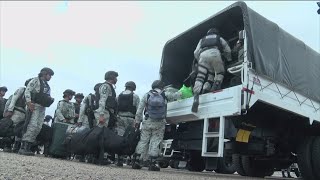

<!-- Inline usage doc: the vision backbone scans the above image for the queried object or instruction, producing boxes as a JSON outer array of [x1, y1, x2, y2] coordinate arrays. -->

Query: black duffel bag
[[0, 118, 14, 137]]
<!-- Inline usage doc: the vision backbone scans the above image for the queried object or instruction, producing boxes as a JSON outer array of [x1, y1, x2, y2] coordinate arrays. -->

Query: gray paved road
[[0, 152, 299, 180]]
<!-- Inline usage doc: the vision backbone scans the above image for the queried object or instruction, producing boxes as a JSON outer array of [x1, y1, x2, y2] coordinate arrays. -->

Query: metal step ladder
[[201, 116, 225, 157]]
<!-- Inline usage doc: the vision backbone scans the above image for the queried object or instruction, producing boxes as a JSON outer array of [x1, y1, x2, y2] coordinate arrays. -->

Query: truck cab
[[160, 1, 320, 179]]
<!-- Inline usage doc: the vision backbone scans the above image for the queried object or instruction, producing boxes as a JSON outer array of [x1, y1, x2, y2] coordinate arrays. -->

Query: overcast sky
[[1, 1, 319, 116]]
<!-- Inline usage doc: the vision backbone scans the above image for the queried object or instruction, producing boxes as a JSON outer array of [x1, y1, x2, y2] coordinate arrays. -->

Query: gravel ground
[[0, 152, 298, 180]]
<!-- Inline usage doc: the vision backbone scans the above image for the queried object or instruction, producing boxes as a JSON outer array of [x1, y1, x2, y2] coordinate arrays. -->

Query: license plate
[[178, 161, 187, 168], [236, 129, 251, 143]]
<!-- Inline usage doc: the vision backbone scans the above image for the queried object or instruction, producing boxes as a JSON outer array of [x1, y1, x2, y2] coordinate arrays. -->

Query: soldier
[[43, 115, 53, 126], [73, 93, 84, 124], [115, 81, 140, 166], [94, 71, 118, 129], [19, 67, 55, 156], [3, 78, 32, 152], [78, 84, 101, 129], [54, 89, 76, 124], [132, 80, 182, 171], [192, 27, 232, 112], [0, 86, 8, 120]]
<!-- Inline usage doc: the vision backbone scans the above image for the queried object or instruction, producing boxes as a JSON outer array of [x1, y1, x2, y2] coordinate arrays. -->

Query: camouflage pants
[[22, 105, 45, 143], [193, 48, 224, 94], [94, 109, 110, 128], [11, 110, 26, 141], [135, 119, 165, 157], [116, 116, 134, 136], [79, 115, 90, 129]]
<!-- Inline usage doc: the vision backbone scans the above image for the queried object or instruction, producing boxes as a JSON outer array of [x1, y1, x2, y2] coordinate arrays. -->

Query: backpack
[[146, 90, 167, 120]]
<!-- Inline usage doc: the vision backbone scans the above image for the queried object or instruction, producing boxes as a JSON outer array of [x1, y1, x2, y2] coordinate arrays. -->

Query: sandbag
[[0, 118, 14, 137], [49, 122, 71, 158]]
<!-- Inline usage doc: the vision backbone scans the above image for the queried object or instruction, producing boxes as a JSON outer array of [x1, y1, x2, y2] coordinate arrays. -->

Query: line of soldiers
[[0, 69, 182, 171]]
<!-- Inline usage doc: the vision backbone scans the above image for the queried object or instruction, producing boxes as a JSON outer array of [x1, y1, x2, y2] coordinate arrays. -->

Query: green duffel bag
[[179, 84, 193, 99], [49, 122, 71, 158]]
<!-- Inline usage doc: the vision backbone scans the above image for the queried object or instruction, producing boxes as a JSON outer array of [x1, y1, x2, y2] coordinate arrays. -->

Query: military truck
[[160, 1, 320, 179]]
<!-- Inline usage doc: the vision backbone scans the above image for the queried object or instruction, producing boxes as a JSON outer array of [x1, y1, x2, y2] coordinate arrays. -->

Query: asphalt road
[[0, 152, 300, 180]]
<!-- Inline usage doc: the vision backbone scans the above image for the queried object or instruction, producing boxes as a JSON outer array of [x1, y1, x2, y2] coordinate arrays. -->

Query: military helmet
[[125, 81, 136, 91], [75, 93, 84, 99], [104, 71, 118, 80], [40, 67, 54, 76], [45, 115, 53, 120], [151, 80, 165, 90], [63, 89, 75, 96], [0, 86, 8, 92], [207, 28, 219, 35]]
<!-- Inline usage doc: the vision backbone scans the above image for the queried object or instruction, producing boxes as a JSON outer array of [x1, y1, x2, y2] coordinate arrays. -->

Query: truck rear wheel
[[187, 151, 205, 172], [214, 156, 236, 174], [311, 137, 320, 179], [233, 154, 247, 176], [241, 156, 274, 177], [297, 137, 316, 180], [158, 160, 169, 168]]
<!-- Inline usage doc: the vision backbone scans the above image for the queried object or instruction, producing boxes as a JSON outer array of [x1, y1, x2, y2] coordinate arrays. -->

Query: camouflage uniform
[[22, 77, 50, 143], [78, 94, 96, 128], [3, 95, 12, 117], [94, 82, 116, 128], [193, 34, 232, 94], [54, 100, 76, 124], [7, 87, 27, 126], [116, 90, 140, 136], [135, 89, 182, 157]]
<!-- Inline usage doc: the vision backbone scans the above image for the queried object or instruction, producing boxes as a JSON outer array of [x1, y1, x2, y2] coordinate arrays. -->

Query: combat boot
[[132, 154, 142, 169], [116, 156, 124, 167], [191, 94, 199, 113], [3, 142, 12, 153], [12, 141, 21, 153], [18, 141, 35, 156], [148, 157, 160, 171]]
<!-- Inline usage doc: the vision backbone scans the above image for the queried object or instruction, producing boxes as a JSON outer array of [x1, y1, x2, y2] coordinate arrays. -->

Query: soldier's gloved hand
[[76, 122, 82, 127], [75, 114, 79, 118], [27, 102, 35, 112], [99, 116, 105, 124], [134, 122, 140, 129]]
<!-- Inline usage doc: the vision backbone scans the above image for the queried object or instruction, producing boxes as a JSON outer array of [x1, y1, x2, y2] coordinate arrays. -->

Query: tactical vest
[[31, 78, 54, 107], [94, 83, 117, 111], [200, 34, 223, 53], [117, 92, 137, 114]]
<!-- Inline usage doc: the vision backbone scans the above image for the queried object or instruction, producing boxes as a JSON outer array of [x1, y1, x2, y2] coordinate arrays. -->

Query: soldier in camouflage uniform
[[192, 27, 232, 112], [115, 81, 140, 166], [0, 86, 8, 120], [19, 67, 55, 156], [73, 93, 84, 124], [94, 71, 118, 128], [132, 80, 182, 171], [3, 78, 32, 152], [54, 89, 76, 124], [78, 92, 97, 129]]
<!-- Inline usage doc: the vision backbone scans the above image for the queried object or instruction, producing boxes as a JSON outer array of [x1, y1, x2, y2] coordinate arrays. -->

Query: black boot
[[12, 141, 21, 153], [3, 142, 12, 153], [148, 157, 160, 171], [191, 94, 199, 113], [116, 155, 124, 167], [18, 141, 35, 156], [132, 154, 142, 169]]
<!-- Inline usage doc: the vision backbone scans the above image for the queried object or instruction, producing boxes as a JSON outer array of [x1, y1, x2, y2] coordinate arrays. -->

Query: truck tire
[[311, 137, 320, 179], [158, 160, 169, 168], [169, 160, 179, 169], [215, 156, 236, 174], [187, 151, 205, 172], [233, 154, 247, 176], [297, 137, 316, 180], [241, 156, 274, 177]]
